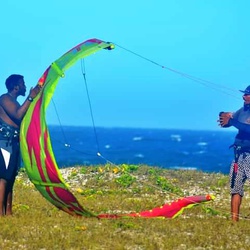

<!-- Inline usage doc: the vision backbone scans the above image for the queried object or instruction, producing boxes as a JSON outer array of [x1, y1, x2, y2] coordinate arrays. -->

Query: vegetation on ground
[[2, 164, 250, 250]]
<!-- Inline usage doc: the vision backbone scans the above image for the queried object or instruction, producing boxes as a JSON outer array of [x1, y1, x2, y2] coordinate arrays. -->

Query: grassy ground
[[2, 164, 250, 250]]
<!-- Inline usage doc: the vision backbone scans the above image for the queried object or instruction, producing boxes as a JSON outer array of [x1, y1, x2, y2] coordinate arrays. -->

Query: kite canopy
[[20, 38, 114, 217], [97, 195, 214, 219], [20, 38, 214, 218]]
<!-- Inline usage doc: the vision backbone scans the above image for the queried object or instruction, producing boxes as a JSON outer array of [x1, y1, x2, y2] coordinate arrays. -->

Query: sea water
[[48, 126, 236, 174]]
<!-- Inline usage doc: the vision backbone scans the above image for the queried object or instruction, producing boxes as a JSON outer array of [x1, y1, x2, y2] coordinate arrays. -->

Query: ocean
[[47, 126, 236, 174]]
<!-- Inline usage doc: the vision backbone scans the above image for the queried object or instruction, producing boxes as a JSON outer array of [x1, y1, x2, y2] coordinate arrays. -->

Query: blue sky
[[1, 0, 249, 130]]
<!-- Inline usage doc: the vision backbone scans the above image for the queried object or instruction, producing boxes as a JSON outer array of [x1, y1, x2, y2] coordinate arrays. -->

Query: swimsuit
[[229, 107, 250, 196], [230, 151, 250, 196], [0, 120, 20, 181]]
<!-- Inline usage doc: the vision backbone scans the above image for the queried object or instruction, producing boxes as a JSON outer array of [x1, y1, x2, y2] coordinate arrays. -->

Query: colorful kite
[[20, 38, 214, 218], [97, 195, 214, 219]]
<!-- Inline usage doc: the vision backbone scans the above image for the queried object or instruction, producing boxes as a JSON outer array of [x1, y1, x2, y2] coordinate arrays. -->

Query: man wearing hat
[[219, 85, 250, 221]]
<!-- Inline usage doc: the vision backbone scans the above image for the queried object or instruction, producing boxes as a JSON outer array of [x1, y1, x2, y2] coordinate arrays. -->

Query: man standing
[[0, 74, 41, 216], [219, 85, 250, 221]]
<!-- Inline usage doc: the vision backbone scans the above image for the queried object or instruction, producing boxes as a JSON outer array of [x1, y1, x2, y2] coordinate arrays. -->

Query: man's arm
[[228, 118, 250, 133], [0, 96, 32, 122], [0, 85, 41, 123]]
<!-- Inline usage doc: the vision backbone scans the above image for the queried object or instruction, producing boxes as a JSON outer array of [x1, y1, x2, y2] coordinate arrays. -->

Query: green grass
[[2, 164, 250, 250]]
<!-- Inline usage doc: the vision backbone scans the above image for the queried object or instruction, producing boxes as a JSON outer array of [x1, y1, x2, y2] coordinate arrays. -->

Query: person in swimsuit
[[0, 74, 41, 216], [219, 85, 250, 221]]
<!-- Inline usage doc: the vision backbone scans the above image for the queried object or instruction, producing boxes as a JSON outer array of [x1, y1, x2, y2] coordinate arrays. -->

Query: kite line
[[114, 43, 240, 100]]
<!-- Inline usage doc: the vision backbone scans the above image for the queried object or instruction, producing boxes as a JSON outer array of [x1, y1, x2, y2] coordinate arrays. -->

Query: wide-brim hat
[[240, 85, 250, 94]]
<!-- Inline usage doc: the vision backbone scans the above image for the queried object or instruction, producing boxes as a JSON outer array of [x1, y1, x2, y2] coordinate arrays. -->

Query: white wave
[[193, 150, 206, 155], [170, 166, 197, 171], [170, 134, 182, 142], [134, 153, 144, 158], [133, 136, 143, 141]]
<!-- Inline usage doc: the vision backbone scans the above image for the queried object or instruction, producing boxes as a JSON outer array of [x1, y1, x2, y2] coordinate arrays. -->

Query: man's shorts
[[0, 139, 20, 181], [230, 152, 250, 197]]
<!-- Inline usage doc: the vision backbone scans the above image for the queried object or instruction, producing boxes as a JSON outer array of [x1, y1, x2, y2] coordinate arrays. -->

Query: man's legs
[[5, 191, 13, 216], [231, 193, 242, 221], [5, 179, 15, 215], [0, 178, 7, 216]]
